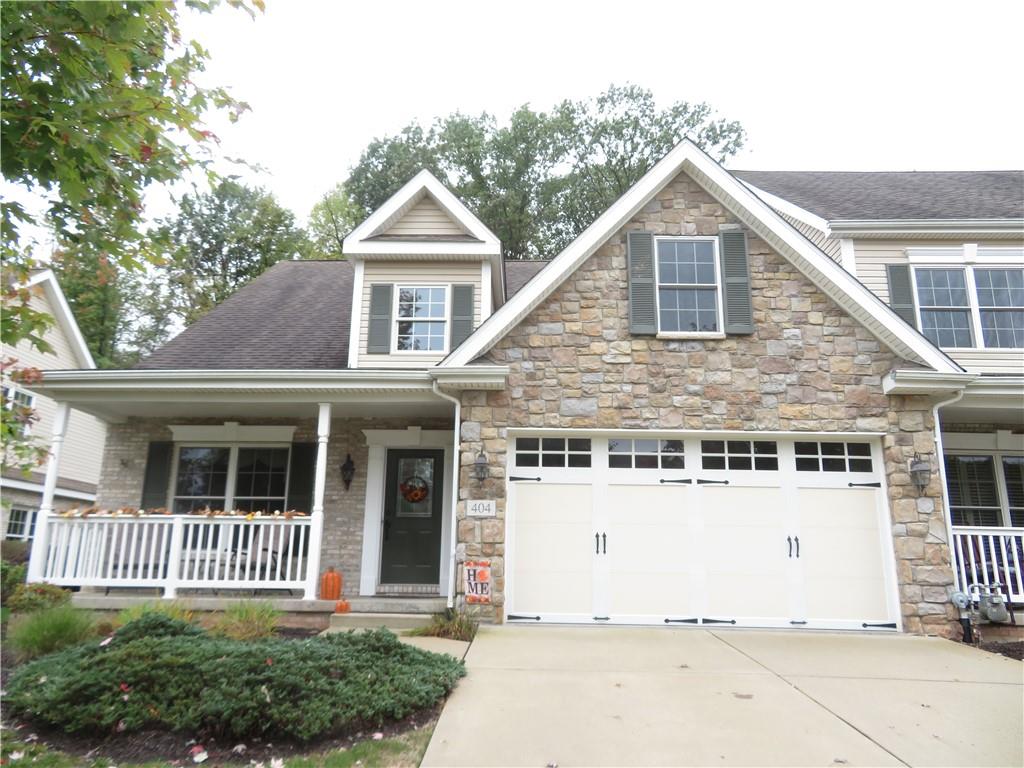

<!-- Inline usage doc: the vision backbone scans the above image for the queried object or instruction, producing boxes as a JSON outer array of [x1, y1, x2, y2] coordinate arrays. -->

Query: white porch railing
[[39, 515, 312, 597], [951, 526, 1024, 604]]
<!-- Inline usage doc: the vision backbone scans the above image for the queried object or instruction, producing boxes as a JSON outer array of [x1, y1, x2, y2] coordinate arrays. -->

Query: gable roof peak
[[343, 169, 500, 257]]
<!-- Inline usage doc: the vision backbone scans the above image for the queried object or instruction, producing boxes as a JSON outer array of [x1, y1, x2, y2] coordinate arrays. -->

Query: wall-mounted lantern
[[472, 450, 489, 482], [340, 454, 356, 490], [909, 455, 932, 494]]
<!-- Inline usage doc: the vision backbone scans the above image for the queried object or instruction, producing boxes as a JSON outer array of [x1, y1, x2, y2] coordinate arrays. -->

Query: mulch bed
[[5, 704, 442, 767], [979, 640, 1024, 661], [1, 623, 439, 766]]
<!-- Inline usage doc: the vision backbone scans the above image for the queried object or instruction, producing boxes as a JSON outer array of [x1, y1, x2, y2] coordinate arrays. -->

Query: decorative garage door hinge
[[507, 614, 541, 621], [510, 476, 542, 482], [861, 622, 897, 629], [664, 617, 700, 624]]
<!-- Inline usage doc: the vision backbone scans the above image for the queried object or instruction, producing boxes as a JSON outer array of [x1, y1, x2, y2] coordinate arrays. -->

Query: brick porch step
[[328, 612, 437, 632]]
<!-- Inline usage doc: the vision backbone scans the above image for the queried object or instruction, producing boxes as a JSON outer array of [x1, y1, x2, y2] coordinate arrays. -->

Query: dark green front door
[[380, 449, 444, 585]]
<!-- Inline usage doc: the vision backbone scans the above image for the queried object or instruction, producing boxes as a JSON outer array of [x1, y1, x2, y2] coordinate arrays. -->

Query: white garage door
[[507, 434, 899, 631]]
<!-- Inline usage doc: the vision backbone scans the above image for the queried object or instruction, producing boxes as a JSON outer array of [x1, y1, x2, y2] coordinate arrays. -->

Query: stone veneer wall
[[454, 170, 960, 637], [96, 416, 450, 596]]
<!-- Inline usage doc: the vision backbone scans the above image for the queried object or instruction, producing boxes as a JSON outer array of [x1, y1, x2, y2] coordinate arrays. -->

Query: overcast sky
[[88, 0, 1024, 228]]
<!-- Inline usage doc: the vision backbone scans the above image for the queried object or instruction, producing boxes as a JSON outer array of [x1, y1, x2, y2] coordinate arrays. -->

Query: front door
[[380, 449, 444, 585]]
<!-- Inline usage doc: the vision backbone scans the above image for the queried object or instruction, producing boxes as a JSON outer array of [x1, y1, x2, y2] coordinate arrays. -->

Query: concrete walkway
[[422, 626, 1023, 767]]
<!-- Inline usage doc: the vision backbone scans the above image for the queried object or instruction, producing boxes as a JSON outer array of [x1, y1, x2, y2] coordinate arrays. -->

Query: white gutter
[[883, 369, 976, 395], [432, 381, 462, 610], [932, 388, 967, 596], [829, 218, 1024, 236]]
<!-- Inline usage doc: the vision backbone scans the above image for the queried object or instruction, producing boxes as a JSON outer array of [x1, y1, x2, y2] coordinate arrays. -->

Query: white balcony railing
[[39, 514, 313, 598], [951, 526, 1024, 604]]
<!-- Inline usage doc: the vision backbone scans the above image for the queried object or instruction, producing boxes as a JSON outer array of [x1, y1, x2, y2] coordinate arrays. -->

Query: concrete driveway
[[422, 626, 1023, 767]]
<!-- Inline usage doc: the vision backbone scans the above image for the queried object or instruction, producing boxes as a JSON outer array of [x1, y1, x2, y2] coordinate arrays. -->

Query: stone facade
[[454, 170, 960, 636], [96, 415, 450, 596]]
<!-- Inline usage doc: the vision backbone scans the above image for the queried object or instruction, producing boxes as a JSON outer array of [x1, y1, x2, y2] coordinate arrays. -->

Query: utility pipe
[[432, 381, 462, 609]]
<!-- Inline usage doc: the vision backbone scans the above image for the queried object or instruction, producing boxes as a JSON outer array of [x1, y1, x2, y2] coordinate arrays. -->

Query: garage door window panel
[[795, 441, 873, 473], [608, 438, 685, 469], [701, 440, 778, 471], [515, 437, 591, 468]]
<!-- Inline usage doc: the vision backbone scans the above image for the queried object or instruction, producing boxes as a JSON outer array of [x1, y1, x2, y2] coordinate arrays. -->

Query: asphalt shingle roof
[[732, 170, 1024, 221], [136, 261, 353, 370], [136, 259, 550, 371]]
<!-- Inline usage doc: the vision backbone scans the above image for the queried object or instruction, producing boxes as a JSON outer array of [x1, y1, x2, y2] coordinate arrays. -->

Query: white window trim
[[653, 236, 726, 339], [3, 386, 36, 436], [168, 443, 292, 514], [392, 283, 451, 355], [945, 449, 1024, 529], [911, 263, 1024, 352], [5, 506, 37, 540]]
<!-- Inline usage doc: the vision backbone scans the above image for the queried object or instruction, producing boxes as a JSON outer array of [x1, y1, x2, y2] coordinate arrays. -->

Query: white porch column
[[303, 402, 331, 600], [27, 401, 70, 582]]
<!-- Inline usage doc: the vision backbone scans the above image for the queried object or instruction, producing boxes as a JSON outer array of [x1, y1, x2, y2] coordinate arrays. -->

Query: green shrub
[[116, 600, 195, 627], [7, 604, 97, 661], [408, 609, 478, 642], [1, 539, 31, 564], [5, 628, 464, 741], [211, 600, 280, 640], [111, 612, 205, 645], [7, 582, 71, 613], [1, 560, 28, 603]]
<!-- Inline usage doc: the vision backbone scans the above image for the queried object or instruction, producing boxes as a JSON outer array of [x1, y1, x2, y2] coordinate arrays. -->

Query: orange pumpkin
[[334, 599, 351, 614], [320, 567, 342, 600]]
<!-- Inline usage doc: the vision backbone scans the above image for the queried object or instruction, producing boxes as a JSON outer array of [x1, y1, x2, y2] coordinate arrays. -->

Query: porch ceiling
[[63, 398, 454, 421]]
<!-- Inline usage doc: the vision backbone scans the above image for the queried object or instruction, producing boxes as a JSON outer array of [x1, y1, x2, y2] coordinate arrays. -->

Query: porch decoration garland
[[56, 507, 309, 519]]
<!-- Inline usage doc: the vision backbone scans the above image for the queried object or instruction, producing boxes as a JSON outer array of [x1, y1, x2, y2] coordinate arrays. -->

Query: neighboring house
[[26, 141, 1023, 639], [2, 270, 106, 540]]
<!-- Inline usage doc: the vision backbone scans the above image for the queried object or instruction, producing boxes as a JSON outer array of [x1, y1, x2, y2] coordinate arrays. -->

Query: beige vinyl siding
[[382, 196, 466, 237], [3, 290, 106, 488], [358, 261, 483, 368], [852, 239, 1024, 375], [778, 212, 842, 261]]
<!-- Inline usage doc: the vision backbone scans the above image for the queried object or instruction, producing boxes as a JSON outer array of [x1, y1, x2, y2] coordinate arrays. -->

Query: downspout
[[932, 388, 966, 595], [432, 381, 461, 609]]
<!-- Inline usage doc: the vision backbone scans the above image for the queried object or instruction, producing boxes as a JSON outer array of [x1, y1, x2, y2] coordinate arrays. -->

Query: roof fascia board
[[444, 139, 962, 374], [348, 241, 500, 257], [344, 169, 501, 251], [429, 365, 510, 391], [882, 369, 976, 395], [829, 219, 1024, 235], [25, 270, 96, 369], [738, 181, 831, 233]]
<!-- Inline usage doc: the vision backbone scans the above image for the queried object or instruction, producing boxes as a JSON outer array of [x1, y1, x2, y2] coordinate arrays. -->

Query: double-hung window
[[2, 385, 36, 435], [945, 453, 1023, 528], [395, 286, 448, 352], [913, 264, 1024, 349], [655, 238, 722, 335], [5, 507, 37, 540], [172, 445, 290, 514]]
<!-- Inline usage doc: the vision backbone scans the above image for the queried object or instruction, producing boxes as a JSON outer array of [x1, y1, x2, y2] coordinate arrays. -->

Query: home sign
[[464, 560, 491, 604]]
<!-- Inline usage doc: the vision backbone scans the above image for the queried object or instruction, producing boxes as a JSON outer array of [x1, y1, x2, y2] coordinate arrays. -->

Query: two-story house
[[2, 270, 106, 541], [26, 141, 1023, 639]]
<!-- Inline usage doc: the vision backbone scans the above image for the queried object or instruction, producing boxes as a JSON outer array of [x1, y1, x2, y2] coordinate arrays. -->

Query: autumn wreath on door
[[399, 475, 430, 503]]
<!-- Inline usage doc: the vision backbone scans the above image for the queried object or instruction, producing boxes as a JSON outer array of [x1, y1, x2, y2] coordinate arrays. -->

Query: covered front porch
[[25, 369, 503, 607], [938, 378, 1024, 610]]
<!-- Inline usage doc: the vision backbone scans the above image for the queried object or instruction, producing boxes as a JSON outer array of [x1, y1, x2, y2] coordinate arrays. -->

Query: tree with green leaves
[[307, 183, 362, 259], [1, 0, 259, 473], [154, 180, 310, 326], [345, 84, 746, 259], [50, 250, 123, 369]]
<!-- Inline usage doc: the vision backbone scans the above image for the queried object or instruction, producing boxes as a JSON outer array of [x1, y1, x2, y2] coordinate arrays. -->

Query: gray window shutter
[[627, 231, 657, 335], [886, 264, 917, 325], [367, 284, 393, 354], [719, 231, 754, 334], [450, 284, 475, 349], [140, 441, 173, 510], [285, 443, 315, 556]]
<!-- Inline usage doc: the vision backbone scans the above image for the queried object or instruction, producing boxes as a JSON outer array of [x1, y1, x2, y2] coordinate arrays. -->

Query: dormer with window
[[343, 171, 503, 368]]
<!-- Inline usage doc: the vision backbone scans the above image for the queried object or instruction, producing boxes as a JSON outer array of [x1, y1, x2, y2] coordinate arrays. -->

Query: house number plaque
[[466, 499, 496, 518]]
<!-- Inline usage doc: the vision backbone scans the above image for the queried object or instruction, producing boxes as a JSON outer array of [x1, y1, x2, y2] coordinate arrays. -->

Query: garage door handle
[[787, 536, 792, 558], [659, 478, 692, 484], [602, 532, 607, 554], [794, 536, 800, 558], [848, 482, 881, 488], [595, 533, 600, 554], [510, 476, 541, 482], [696, 479, 729, 485]]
